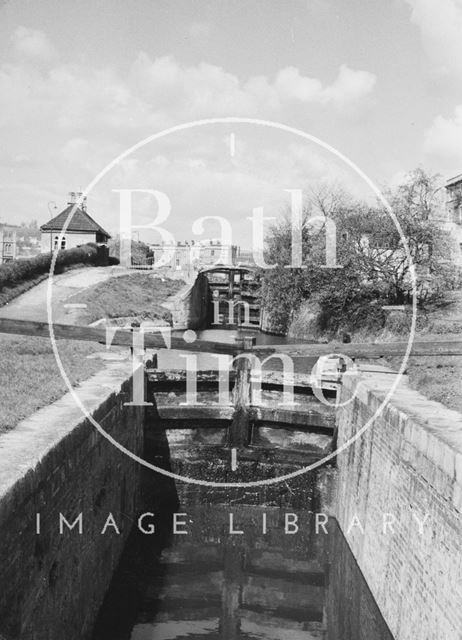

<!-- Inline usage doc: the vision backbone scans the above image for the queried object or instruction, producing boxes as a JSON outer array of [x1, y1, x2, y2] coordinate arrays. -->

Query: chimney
[[68, 191, 86, 211]]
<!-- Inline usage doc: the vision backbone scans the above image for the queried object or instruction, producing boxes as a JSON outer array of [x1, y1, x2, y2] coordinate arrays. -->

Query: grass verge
[[69, 272, 185, 324], [384, 349, 462, 413], [0, 272, 184, 433], [0, 335, 102, 433]]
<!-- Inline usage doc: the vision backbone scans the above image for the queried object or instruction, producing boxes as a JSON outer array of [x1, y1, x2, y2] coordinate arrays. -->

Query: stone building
[[444, 173, 462, 263], [40, 192, 110, 253], [0, 223, 17, 264], [149, 239, 239, 271]]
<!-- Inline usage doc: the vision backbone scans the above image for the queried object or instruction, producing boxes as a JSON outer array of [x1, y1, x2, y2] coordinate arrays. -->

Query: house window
[[54, 235, 66, 250]]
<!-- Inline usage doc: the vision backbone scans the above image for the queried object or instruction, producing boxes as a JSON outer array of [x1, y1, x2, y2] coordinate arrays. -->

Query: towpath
[[0, 266, 130, 324]]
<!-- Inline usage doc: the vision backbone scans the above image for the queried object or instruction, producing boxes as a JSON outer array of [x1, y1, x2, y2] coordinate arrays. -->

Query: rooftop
[[40, 205, 110, 238], [446, 173, 462, 188]]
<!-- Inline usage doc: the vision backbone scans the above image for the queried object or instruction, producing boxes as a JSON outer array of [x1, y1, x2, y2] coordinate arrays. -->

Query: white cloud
[[273, 64, 376, 110], [274, 67, 324, 103], [424, 105, 462, 171], [90, 131, 375, 247], [407, 1, 462, 174], [404, 0, 462, 79], [131, 54, 376, 118], [0, 27, 378, 231], [0, 36, 377, 132], [12, 26, 57, 62], [322, 65, 376, 109], [130, 54, 254, 118]]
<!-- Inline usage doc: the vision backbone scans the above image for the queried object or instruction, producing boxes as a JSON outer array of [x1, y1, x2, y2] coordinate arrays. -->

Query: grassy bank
[[285, 291, 462, 413], [69, 272, 185, 324], [387, 354, 462, 413], [380, 293, 462, 412], [0, 271, 185, 433], [0, 335, 102, 432]]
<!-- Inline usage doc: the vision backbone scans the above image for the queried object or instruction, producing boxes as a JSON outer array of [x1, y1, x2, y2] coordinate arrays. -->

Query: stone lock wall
[[168, 272, 210, 330], [0, 362, 144, 640], [334, 369, 462, 640]]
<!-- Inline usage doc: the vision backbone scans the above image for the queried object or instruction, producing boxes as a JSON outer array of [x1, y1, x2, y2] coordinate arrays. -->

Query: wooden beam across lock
[[259, 338, 462, 359], [0, 317, 242, 355], [2, 317, 462, 359]]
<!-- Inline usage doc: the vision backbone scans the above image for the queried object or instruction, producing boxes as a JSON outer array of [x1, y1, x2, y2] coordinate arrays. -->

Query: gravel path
[[0, 266, 130, 324]]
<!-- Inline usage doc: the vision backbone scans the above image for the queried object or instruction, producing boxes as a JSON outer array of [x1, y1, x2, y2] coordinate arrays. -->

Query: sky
[[1, 0, 462, 247]]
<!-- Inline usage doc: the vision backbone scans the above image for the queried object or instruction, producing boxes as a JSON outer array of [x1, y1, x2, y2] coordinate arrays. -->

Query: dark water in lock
[[165, 328, 315, 373], [92, 501, 394, 640], [172, 328, 309, 346]]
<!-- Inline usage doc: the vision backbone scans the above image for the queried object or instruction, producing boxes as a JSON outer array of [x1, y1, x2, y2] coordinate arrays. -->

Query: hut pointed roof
[[40, 205, 110, 238]]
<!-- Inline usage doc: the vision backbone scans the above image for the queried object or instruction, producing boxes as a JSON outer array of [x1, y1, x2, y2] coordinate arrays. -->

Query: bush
[[260, 169, 459, 336], [0, 244, 99, 291], [315, 268, 387, 335], [108, 237, 151, 264]]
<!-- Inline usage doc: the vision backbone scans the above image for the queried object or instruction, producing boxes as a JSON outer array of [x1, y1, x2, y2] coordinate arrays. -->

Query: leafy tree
[[336, 168, 457, 305], [383, 168, 457, 304], [260, 169, 459, 335]]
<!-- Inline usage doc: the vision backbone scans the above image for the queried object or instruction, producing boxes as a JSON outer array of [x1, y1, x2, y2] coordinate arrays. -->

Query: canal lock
[[91, 356, 394, 640]]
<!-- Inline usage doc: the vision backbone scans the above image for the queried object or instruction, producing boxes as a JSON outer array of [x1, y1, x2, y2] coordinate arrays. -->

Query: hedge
[[0, 243, 100, 291]]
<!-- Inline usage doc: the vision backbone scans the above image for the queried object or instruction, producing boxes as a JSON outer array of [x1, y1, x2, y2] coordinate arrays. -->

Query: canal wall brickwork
[[168, 272, 210, 330], [335, 369, 462, 640], [0, 362, 144, 640], [326, 519, 394, 640]]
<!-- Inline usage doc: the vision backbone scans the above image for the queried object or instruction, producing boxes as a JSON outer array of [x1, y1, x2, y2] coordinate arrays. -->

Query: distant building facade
[[40, 192, 111, 253], [445, 174, 462, 262], [235, 249, 256, 266], [0, 223, 17, 264], [149, 239, 239, 271]]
